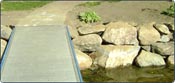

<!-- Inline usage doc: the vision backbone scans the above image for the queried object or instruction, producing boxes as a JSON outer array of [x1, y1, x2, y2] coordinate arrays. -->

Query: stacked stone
[[69, 21, 174, 70], [1, 25, 12, 59], [1, 22, 173, 70]]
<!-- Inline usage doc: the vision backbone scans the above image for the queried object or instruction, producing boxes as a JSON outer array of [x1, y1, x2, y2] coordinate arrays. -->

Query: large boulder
[[135, 50, 166, 67], [95, 45, 140, 68], [152, 42, 174, 55], [102, 21, 138, 45], [153, 23, 170, 34], [1, 25, 12, 40], [1, 39, 7, 58], [78, 24, 106, 35], [73, 34, 102, 52], [75, 49, 92, 70], [167, 55, 174, 65], [68, 25, 79, 39], [138, 23, 160, 45]]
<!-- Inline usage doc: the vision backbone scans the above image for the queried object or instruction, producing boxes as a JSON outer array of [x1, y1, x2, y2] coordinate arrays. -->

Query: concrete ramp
[[1, 25, 83, 82]]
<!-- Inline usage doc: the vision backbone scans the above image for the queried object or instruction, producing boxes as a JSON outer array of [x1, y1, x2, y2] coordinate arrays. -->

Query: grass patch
[[1, 1, 51, 11], [107, 0, 122, 3], [78, 2, 101, 7]]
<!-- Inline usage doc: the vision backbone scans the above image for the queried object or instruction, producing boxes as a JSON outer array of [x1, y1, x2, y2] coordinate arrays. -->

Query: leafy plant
[[79, 11, 101, 23], [161, 4, 174, 17], [78, 2, 101, 7]]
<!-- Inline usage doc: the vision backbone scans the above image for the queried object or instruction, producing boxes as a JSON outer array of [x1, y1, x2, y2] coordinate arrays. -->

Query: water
[[81, 65, 174, 82]]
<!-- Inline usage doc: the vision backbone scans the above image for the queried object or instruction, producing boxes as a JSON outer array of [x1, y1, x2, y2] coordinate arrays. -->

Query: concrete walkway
[[17, 1, 84, 26], [1, 2, 86, 82], [1, 26, 82, 82]]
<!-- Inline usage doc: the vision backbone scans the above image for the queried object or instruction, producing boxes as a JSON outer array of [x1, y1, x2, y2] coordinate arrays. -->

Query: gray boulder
[[138, 23, 160, 45], [102, 21, 138, 45], [95, 45, 140, 68], [1, 25, 12, 40], [152, 42, 174, 55], [135, 50, 165, 67], [73, 34, 102, 52]]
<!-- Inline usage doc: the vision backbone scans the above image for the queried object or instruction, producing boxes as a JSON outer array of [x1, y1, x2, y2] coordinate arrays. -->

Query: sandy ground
[[1, 10, 32, 25], [1, 1, 173, 27], [1, 1, 85, 26], [65, 1, 174, 28]]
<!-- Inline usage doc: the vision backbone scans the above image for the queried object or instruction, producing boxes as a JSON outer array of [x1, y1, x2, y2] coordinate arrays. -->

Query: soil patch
[[65, 1, 174, 28], [1, 10, 32, 25]]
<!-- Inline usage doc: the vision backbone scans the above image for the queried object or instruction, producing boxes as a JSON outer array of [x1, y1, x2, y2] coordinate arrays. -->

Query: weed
[[161, 3, 174, 17], [79, 11, 101, 23]]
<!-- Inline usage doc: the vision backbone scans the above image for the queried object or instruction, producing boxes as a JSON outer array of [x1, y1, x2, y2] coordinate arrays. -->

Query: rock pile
[[1, 21, 174, 70], [69, 21, 174, 70]]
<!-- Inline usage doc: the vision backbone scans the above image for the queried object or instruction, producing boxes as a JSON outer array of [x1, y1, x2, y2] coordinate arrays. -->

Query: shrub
[[79, 11, 101, 23], [161, 4, 174, 17]]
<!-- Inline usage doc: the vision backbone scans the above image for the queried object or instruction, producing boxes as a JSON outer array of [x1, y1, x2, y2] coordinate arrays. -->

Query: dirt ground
[[65, 1, 174, 28], [1, 10, 32, 25], [1, 1, 84, 26], [1, 1, 174, 27]]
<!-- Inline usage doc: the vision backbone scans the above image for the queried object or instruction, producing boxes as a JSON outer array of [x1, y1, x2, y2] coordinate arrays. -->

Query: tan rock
[[73, 34, 102, 52], [78, 24, 106, 35], [167, 55, 174, 65], [1, 39, 7, 58], [95, 45, 140, 68], [138, 23, 160, 45], [1, 25, 12, 40], [135, 50, 165, 67], [102, 21, 138, 45], [75, 49, 92, 70], [152, 42, 174, 55], [153, 23, 170, 34]]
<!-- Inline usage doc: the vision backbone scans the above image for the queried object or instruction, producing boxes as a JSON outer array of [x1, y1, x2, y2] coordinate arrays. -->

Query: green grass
[[107, 0, 122, 3], [1, 1, 51, 11], [78, 2, 101, 7]]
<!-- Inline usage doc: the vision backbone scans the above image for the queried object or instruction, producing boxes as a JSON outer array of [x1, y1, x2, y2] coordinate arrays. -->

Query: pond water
[[81, 65, 174, 82]]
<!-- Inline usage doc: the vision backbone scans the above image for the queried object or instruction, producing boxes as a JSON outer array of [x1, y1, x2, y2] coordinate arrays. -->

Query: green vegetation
[[107, 0, 122, 3], [79, 11, 101, 23], [1, 1, 50, 11], [161, 4, 174, 17], [78, 2, 101, 7]]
